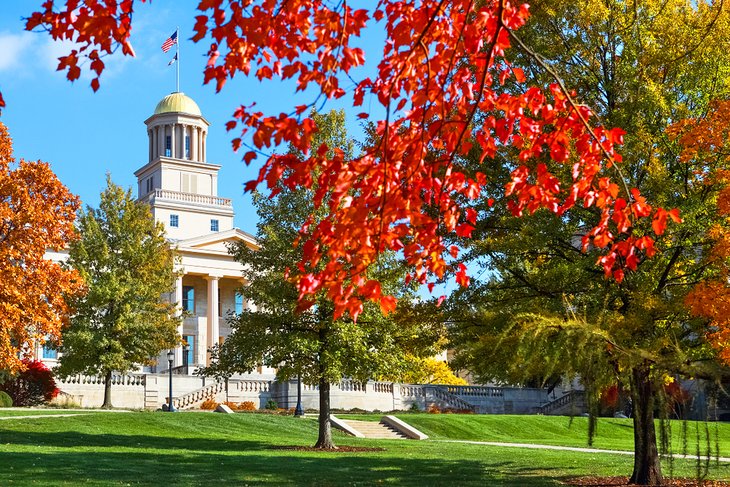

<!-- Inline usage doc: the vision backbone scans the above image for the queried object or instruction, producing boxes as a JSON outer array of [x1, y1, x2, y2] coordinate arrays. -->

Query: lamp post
[[294, 372, 304, 417], [167, 349, 176, 412]]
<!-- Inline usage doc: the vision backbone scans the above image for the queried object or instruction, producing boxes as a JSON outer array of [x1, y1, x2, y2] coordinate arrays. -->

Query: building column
[[206, 275, 220, 365], [191, 126, 198, 161], [202, 131, 207, 162], [173, 275, 184, 367], [170, 123, 176, 158], [158, 125, 164, 158]]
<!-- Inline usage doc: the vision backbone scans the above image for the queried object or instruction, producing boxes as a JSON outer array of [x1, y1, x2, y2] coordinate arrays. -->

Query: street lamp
[[167, 349, 176, 412], [294, 372, 304, 417]]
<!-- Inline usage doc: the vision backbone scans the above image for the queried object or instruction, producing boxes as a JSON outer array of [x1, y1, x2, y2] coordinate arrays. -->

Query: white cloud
[[0, 32, 35, 71]]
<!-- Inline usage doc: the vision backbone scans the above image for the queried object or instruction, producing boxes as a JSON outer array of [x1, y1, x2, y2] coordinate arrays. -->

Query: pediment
[[174, 228, 258, 254]]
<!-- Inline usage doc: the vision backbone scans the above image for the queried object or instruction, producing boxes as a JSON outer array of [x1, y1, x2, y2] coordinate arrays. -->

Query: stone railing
[[537, 390, 586, 415], [58, 373, 145, 387], [174, 380, 226, 409], [234, 379, 271, 393], [446, 385, 504, 397], [339, 379, 366, 392], [152, 189, 232, 208], [425, 385, 476, 412], [371, 382, 393, 393], [400, 385, 426, 398]]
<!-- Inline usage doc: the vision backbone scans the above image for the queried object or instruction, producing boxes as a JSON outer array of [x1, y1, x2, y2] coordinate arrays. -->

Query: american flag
[[161, 31, 177, 53]]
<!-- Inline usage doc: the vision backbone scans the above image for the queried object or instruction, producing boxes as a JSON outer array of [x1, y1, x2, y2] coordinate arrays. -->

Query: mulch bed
[[271, 445, 385, 452], [564, 477, 730, 486]]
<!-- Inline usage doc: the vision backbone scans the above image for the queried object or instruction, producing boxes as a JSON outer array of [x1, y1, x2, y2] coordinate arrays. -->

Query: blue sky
[[0, 1, 380, 236]]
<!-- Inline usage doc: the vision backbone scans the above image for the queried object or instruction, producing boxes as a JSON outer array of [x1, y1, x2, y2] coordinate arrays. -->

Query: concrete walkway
[[0, 408, 133, 420], [435, 439, 730, 463]]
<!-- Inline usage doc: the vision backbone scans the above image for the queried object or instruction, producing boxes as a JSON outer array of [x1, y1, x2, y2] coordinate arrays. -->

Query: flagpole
[[176, 26, 180, 93]]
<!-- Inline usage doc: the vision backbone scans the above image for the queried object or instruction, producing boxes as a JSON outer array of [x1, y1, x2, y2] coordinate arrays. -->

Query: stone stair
[[337, 419, 409, 439], [536, 390, 587, 416]]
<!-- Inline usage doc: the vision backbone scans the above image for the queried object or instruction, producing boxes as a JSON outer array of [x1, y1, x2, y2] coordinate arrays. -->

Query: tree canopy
[[448, 1, 730, 484], [18, 0, 676, 318], [58, 177, 181, 408], [0, 121, 81, 374], [206, 110, 444, 448]]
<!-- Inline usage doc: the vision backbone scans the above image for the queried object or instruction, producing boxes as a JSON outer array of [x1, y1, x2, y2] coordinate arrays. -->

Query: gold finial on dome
[[153, 92, 202, 116]]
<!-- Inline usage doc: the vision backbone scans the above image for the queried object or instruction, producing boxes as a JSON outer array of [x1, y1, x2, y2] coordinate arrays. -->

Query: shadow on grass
[[0, 430, 566, 486], [0, 429, 264, 452]]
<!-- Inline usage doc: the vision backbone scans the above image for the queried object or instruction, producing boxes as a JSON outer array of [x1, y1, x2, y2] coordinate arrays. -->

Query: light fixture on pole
[[167, 349, 176, 412], [294, 372, 304, 417]]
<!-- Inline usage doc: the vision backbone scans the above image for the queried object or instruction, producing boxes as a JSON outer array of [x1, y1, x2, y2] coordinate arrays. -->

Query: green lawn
[[0, 411, 727, 485], [0, 409, 92, 417]]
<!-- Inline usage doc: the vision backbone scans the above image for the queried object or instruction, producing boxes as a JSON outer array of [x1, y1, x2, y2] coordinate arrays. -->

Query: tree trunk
[[314, 377, 336, 449], [629, 365, 663, 485], [101, 370, 113, 409]]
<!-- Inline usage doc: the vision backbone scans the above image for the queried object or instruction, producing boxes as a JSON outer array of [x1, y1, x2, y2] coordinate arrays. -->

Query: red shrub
[[0, 359, 59, 406]]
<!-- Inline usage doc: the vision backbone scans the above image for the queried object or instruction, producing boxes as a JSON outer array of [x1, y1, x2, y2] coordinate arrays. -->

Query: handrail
[[537, 391, 586, 415]]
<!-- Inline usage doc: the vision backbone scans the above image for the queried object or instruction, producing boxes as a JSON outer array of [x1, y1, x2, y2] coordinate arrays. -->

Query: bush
[[0, 390, 12, 407], [239, 401, 256, 411], [427, 404, 441, 414], [408, 403, 421, 412], [265, 399, 278, 410], [200, 398, 218, 410], [0, 360, 59, 406]]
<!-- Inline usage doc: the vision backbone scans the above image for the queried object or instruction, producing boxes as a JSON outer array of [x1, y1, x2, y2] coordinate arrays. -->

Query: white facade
[[136, 92, 267, 373]]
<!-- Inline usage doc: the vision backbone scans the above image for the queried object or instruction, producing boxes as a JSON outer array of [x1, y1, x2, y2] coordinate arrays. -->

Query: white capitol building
[[43, 91, 270, 377]]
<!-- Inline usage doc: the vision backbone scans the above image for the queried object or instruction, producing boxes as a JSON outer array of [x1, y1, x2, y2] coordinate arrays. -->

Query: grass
[[0, 409, 92, 417], [0, 411, 727, 485]]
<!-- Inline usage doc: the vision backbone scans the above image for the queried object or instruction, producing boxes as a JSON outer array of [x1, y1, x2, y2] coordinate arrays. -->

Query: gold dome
[[153, 92, 202, 116]]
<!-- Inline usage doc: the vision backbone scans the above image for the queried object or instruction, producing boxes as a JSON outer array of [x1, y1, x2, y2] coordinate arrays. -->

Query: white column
[[158, 126, 164, 157], [170, 123, 176, 158], [173, 276, 184, 367], [200, 130, 207, 162], [206, 275, 220, 365], [191, 126, 198, 162]]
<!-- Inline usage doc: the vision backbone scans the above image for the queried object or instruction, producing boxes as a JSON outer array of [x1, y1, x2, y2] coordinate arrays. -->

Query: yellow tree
[[0, 122, 82, 374]]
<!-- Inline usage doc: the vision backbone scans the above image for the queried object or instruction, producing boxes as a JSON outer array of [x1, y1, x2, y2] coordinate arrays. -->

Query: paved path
[[435, 440, 730, 463]]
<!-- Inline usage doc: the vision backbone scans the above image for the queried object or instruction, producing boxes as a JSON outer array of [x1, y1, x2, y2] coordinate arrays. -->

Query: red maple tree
[[20, 1, 676, 319]]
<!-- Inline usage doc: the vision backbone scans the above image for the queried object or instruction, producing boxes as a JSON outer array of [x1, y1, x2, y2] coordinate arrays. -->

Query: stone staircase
[[536, 390, 587, 416], [339, 419, 409, 439], [425, 385, 476, 412], [173, 381, 226, 410]]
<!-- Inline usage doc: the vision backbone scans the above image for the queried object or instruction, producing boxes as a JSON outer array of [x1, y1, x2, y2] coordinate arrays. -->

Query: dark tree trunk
[[629, 365, 663, 485], [101, 370, 113, 409], [314, 377, 336, 449]]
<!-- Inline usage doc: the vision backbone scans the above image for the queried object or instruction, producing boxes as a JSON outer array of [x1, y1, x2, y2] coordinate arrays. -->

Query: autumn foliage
[[668, 100, 730, 365], [21, 1, 678, 319], [0, 122, 82, 373], [0, 359, 60, 406]]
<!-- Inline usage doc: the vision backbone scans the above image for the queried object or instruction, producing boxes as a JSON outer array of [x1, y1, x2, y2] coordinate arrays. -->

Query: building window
[[210, 219, 219, 232], [170, 214, 179, 228], [42, 345, 57, 360], [218, 288, 223, 317], [185, 135, 190, 159], [165, 135, 171, 157], [145, 176, 154, 194], [182, 286, 195, 312], [234, 292, 244, 315], [183, 335, 194, 366]]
